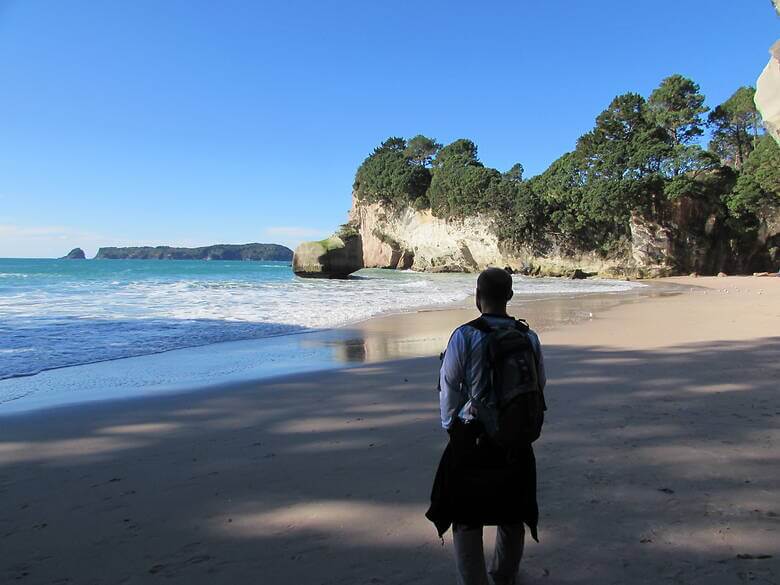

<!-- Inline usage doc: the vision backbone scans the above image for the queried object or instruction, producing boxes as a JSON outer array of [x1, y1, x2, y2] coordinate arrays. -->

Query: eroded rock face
[[756, 40, 780, 145], [629, 213, 674, 276], [349, 197, 500, 272], [345, 193, 777, 277], [349, 195, 633, 276], [292, 234, 363, 278], [61, 248, 86, 260]]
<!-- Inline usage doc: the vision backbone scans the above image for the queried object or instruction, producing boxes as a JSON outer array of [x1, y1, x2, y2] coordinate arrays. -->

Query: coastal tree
[[348, 78, 773, 263], [404, 135, 442, 167], [428, 139, 503, 217], [647, 74, 708, 145], [708, 86, 763, 169], [575, 92, 670, 219], [504, 163, 524, 182], [432, 138, 481, 167], [727, 135, 780, 223], [353, 137, 431, 206]]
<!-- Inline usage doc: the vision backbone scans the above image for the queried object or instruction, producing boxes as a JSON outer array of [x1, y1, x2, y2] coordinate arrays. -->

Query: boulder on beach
[[293, 233, 363, 278], [61, 248, 86, 260], [570, 268, 591, 280]]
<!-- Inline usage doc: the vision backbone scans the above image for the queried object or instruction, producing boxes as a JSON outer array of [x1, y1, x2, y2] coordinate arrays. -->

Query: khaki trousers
[[452, 523, 525, 585]]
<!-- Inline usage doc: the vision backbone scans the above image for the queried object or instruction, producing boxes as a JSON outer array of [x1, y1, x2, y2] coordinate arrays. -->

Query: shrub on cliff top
[[428, 139, 505, 217], [353, 137, 433, 206]]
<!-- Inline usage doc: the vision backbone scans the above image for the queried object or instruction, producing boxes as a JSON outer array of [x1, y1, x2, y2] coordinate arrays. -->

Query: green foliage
[[351, 76, 770, 259], [708, 86, 762, 169], [648, 75, 708, 145], [336, 222, 360, 239], [504, 163, 524, 182], [727, 136, 780, 222], [404, 135, 441, 167], [433, 138, 480, 165], [428, 139, 505, 217], [353, 137, 431, 206]]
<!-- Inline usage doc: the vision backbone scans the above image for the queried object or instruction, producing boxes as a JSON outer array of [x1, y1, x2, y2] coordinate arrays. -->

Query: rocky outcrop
[[61, 247, 86, 260], [343, 192, 779, 278], [292, 233, 363, 278], [349, 197, 504, 272], [628, 193, 780, 276], [756, 40, 780, 145], [94, 243, 293, 261], [629, 214, 674, 277], [348, 195, 637, 277]]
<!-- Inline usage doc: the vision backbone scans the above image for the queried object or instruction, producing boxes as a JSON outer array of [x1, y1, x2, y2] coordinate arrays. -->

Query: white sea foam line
[[0, 270, 644, 383]]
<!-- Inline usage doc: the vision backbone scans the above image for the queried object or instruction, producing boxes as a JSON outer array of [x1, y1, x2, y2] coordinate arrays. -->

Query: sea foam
[[0, 259, 642, 382]]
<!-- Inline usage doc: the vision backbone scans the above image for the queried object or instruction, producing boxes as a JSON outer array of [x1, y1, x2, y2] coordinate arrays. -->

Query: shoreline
[[1, 277, 660, 416], [1, 275, 777, 584]]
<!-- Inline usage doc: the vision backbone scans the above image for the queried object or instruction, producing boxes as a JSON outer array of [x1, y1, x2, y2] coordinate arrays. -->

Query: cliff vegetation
[[352, 76, 779, 274]]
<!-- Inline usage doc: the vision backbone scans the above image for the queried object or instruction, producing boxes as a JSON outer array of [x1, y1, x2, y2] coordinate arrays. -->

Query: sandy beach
[[1, 276, 778, 584]]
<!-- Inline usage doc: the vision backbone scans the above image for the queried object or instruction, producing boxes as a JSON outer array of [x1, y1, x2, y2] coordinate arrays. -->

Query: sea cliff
[[293, 191, 779, 278], [347, 194, 779, 277], [294, 67, 780, 279]]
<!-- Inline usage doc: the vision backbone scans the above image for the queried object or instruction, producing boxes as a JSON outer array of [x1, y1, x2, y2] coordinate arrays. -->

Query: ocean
[[0, 258, 643, 410]]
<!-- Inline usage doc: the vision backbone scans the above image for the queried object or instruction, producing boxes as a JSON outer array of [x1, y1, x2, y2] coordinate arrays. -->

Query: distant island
[[93, 243, 293, 261], [61, 248, 86, 260]]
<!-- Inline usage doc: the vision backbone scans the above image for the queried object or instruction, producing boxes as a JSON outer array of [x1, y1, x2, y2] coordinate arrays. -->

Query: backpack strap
[[466, 316, 529, 333], [514, 318, 530, 333], [465, 316, 492, 333]]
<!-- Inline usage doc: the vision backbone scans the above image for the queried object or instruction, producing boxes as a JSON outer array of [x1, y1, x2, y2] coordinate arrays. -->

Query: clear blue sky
[[1, 0, 777, 257]]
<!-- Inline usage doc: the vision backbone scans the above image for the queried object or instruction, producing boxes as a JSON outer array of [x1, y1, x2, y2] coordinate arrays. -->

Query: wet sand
[[0, 280, 656, 415], [0, 276, 778, 584]]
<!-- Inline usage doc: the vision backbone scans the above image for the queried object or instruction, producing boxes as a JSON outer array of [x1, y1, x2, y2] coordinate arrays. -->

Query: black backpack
[[465, 317, 546, 448]]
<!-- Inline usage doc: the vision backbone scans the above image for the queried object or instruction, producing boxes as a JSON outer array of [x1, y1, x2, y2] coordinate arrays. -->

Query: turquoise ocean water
[[0, 258, 642, 407]]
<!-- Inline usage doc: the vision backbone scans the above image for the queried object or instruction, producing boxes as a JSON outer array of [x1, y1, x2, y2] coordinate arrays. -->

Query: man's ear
[[507, 290, 514, 301]]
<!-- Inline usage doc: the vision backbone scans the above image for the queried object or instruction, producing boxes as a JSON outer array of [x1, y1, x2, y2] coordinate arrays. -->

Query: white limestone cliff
[[755, 40, 780, 145], [349, 197, 505, 272], [348, 195, 633, 276]]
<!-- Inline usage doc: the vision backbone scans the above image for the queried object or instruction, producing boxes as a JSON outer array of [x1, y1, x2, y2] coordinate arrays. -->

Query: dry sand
[[0, 276, 778, 584]]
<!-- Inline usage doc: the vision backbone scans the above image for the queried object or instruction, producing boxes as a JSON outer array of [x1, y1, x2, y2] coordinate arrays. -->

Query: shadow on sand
[[1, 337, 778, 584]]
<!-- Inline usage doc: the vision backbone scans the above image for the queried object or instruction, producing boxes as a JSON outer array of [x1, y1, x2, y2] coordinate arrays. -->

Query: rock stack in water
[[61, 248, 86, 259], [292, 231, 363, 278]]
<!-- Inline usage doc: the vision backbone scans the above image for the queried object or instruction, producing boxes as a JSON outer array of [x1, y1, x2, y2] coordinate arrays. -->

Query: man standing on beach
[[426, 267, 546, 585]]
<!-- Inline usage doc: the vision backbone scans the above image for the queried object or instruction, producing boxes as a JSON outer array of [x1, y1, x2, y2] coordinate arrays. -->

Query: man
[[426, 267, 546, 585]]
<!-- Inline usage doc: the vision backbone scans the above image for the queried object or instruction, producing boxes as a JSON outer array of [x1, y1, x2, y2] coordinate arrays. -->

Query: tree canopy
[[647, 74, 708, 145], [353, 75, 770, 257], [727, 135, 780, 223], [708, 86, 762, 169], [404, 135, 441, 167], [352, 137, 432, 207]]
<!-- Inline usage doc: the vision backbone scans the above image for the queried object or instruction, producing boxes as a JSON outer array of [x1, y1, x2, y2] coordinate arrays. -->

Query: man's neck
[[480, 307, 509, 318]]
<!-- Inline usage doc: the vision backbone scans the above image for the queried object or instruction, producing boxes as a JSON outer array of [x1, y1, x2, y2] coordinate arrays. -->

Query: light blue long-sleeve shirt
[[438, 315, 546, 430]]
